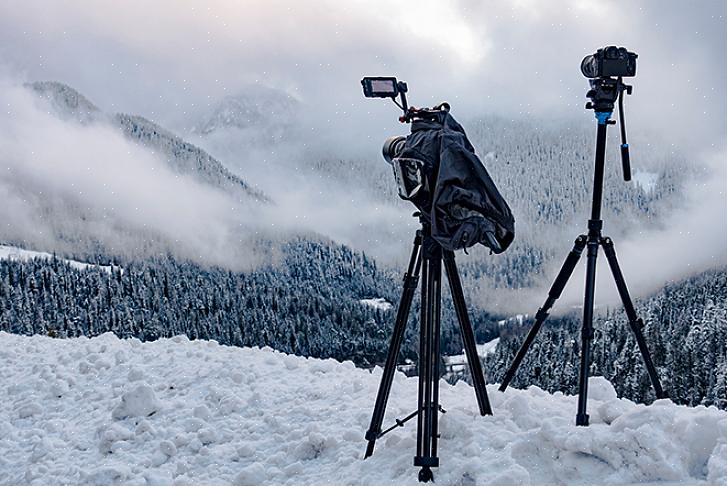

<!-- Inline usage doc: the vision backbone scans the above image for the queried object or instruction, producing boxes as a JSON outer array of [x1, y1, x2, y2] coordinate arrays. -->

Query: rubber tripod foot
[[419, 467, 434, 483]]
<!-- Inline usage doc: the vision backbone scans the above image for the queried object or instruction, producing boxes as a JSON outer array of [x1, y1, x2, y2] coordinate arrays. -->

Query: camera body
[[581, 46, 637, 78]]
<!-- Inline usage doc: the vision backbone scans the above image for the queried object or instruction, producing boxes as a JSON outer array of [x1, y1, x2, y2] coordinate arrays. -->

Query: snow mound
[[112, 384, 161, 419], [0, 331, 726, 485]]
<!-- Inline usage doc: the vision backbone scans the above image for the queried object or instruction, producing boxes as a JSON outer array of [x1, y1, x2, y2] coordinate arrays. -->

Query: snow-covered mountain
[[27, 81, 269, 203], [113, 113, 268, 202], [1, 331, 726, 485], [28, 81, 101, 124], [192, 85, 300, 138]]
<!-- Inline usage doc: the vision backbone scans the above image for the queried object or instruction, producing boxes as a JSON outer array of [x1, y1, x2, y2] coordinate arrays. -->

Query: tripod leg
[[601, 237, 666, 399], [430, 250, 443, 464], [415, 238, 441, 482], [576, 236, 599, 426], [499, 235, 588, 392], [415, 243, 430, 465], [364, 232, 423, 459], [442, 250, 492, 415]]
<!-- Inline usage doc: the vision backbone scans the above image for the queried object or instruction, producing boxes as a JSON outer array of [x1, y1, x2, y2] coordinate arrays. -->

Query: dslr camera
[[581, 46, 637, 78]]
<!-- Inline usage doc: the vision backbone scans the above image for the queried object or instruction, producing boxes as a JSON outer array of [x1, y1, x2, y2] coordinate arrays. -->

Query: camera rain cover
[[397, 111, 515, 253]]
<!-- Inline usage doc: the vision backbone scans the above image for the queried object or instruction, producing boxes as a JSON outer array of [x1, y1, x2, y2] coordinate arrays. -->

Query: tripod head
[[585, 76, 633, 181], [585, 77, 631, 113]]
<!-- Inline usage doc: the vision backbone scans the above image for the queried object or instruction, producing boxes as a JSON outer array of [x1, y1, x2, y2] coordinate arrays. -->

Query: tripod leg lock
[[414, 457, 439, 467], [535, 307, 549, 322], [365, 430, 379, 441]]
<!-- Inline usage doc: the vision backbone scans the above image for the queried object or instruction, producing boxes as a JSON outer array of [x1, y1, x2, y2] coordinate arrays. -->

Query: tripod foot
[[364, 441, 375, 459], [576, 413, 589, 426], [418, 467, 434, 483]]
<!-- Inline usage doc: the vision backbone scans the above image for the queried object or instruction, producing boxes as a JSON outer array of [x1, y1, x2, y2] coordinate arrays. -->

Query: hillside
[[191, 85, 300, 142], [0, 239, 500, 367], [27, 81, 268, 204], [1, 332, 726, 485], [486, 267, 727, 410], [113, 113, 269, 203]]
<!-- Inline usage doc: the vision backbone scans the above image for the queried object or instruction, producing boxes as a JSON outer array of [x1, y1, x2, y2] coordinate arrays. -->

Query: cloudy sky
[[1, 0, 725, 142]]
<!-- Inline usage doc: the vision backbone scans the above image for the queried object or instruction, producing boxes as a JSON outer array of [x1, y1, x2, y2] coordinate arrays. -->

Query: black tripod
[[364, 216, 492, 482], [498, 77, 666, 426]]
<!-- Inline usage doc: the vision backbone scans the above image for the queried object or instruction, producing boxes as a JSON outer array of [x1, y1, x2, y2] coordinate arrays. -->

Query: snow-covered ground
[[0, 245, 116, 273], [1, 332, 726, 486]]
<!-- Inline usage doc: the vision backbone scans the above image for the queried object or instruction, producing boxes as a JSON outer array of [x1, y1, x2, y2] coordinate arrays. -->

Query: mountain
[[2, 331, 726, 485], [28, 80, 101, 124], [27, 81, 269, 203], [191, 85, 300, 140], [113, 113, 269, 202]]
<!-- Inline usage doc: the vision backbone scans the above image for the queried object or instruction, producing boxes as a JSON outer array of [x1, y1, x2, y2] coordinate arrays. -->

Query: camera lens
[[580, 55, 598, 78], [382, 136, 406, 165]]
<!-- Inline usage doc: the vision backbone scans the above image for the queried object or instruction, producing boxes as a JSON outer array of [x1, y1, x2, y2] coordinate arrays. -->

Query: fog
[[555, 143, 727, 309], [0, 0, 726, 309], [0, 81, 268, 269]]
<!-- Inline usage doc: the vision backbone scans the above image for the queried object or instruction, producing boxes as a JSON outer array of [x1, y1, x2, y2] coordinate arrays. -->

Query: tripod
[[364, 216, 492, 482], [498, 77, 666, 426]]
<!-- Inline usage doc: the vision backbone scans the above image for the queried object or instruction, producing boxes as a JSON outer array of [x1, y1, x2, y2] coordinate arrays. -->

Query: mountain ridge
[[27, 81, 270, 204]]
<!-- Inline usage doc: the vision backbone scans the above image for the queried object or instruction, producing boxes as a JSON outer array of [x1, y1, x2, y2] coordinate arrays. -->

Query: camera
[[581, 46, 637, 78]]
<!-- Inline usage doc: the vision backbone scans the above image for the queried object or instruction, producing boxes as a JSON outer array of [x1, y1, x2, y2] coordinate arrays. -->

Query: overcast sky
[[1, 0, 725, 145]]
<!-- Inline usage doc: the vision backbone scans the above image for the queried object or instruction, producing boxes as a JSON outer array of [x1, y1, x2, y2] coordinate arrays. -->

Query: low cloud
[[0, 80, 267, 269], [515, 145, 727, 314]]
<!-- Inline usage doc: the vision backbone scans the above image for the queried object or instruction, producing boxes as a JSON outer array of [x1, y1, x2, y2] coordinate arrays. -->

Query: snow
[[0, 245, 116, 273], [359, 298, 393, 311], [444, 338, 500, 367], [477, 337, 500, 357], [631, 170, 659, 194], [1, 332, 727, 485]]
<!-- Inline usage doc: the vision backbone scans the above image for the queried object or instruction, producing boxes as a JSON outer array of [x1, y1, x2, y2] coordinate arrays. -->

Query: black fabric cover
[[396, 111, 515, 253]]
